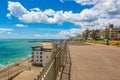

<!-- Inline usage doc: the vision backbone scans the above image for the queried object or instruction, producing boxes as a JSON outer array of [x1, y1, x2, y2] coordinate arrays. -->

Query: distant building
[[82, 30, 89, 40], [105, 24, 120, 39], [31, 42, 54, 67], [82, 24, 120, 40], [98, 29, 105, 40], [87, 30, 95, 40], [69, 36, 83, 41]]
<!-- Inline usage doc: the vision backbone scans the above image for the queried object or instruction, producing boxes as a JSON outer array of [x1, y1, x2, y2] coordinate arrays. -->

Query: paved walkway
[[13, 65, 42, 80], [69, 42, 120, 80]]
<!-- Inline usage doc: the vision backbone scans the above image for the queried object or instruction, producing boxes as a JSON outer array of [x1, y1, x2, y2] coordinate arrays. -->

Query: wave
[[0, 64, 6, 69]]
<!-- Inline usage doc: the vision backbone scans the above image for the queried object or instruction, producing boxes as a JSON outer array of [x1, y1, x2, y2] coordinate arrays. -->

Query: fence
[[34, 41, 67, 80]]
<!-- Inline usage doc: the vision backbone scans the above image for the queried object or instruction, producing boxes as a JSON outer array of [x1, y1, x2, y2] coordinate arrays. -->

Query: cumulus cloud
[[7, 1, 28, 18], [75, 0, 103, 5], [74, 0, 120, 29], [30, 8, 40, 12], [6, 14, 11, 19], [7, 0, 120, 32], [34, 28, 81, 39], [16, 24, 27, 27], [59, 28, 82, 37]]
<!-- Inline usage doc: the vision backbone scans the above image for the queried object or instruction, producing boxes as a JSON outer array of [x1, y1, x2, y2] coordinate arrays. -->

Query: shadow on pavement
[[61, 45, 72, 80], [68, 41, 91, 46]]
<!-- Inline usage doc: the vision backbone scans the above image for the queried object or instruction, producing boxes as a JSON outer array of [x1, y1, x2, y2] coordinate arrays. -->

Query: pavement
[[0, 58, 30, 80], [69, 41, 120, 80], [0, 65, 26, 80], [13, 65, 42, 80], [61, 45, 71, 80]]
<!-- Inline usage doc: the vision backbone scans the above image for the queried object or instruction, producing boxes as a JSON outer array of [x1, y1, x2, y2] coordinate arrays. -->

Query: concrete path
[[13, 65, 42, 80], [69, 42, 120, 80], [0, 66, 26, 80]]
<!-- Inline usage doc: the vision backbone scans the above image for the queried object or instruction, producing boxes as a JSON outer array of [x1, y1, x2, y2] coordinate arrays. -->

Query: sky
[[0, 0, 120, 39]]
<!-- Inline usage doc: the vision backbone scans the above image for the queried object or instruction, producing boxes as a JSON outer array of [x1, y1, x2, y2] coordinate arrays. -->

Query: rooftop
[[32, 42, 54, 50]]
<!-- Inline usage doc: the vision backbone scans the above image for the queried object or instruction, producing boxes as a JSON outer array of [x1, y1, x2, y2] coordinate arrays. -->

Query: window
[[40, 56, 42, 58], [40, 48, 42, 51], [32, 48, 35, 51], [40, 52, 42, 54], [40, 60, 42, 62]]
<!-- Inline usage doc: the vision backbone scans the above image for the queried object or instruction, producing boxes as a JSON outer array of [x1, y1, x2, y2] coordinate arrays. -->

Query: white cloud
[[59, 28, 82, 37], [16, 24, 27, 27], [7, 1, 28, 18], [34, 34, 42, 37], [7, 32, 12, 35], [0, 28, 13, 32], [0, 28, 13, 33], [19, 11, 47, 23], [34, 28, 81, 39], [75, 0, 104, 5], [44, 9, 55, 16], [73, 0, 120, 29], [60, 0, 64, 3], [7, 0, 120, 32], [60, 0, 74, 3], [30, 8, 40, 12], [6, 14, 11, 19]]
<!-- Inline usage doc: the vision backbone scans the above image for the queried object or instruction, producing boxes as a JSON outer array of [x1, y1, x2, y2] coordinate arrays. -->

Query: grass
[[86, 40, 120, 46], [109, 40, 120, 45]]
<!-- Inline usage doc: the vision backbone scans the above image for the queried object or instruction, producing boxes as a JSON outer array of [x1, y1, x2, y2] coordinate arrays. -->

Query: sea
[[0, 39, 58, 70]]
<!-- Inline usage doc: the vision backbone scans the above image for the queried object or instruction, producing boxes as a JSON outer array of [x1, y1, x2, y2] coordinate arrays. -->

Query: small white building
[[31, 42, 53, 67]]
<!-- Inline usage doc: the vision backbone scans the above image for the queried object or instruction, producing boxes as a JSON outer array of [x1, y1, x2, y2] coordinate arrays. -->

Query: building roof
[[41, 42, 53, 49], [32, 42, 54, 50]]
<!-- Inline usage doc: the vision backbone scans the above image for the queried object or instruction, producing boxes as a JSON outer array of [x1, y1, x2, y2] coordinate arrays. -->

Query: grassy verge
[[86, 40, 120, 46]]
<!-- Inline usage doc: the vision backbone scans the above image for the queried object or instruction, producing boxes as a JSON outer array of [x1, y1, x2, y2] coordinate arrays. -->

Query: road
[[69, 42, 120, 80]]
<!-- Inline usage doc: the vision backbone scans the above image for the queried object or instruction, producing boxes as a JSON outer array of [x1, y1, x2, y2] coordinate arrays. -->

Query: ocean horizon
[[0, 39, 60, 69]]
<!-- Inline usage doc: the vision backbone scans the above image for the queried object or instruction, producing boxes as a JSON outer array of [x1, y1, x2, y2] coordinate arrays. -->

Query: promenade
[[0, 58, 30, 80], [69, 42, 120, 80]]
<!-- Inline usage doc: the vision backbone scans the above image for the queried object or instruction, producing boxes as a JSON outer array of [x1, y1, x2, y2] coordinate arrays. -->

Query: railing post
[[37, 75, 40, 80], [34, 41, 68, 80]]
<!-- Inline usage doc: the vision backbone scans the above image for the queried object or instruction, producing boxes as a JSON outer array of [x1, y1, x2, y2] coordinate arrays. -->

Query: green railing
[[34, 41, 67, 80]]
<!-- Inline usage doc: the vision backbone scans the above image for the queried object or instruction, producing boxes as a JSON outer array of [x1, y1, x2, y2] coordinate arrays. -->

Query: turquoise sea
[[0, 39, 58, 69]]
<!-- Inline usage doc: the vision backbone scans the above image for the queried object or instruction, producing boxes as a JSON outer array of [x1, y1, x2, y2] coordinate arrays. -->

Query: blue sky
[[0, 0, 120, 39]]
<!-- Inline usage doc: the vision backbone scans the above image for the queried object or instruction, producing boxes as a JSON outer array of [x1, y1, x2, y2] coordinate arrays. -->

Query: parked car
[[111, 38, 117, 40]]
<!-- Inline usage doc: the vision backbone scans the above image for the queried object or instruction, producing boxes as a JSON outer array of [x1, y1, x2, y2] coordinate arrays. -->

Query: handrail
[[34, 41, 67, 80]]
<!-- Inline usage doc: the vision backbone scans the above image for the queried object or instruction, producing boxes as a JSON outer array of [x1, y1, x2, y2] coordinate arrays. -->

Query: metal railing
[[34, 41, 67, 80]]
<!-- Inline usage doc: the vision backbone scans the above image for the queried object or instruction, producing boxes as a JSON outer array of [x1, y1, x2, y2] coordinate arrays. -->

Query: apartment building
[[82, 24, 120, 40], [31, 42, 53, 67]]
